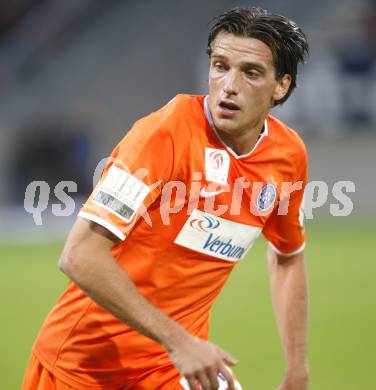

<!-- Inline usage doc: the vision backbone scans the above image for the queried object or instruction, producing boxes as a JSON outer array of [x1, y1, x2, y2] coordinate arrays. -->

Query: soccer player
[[23, 7, 309, 390]]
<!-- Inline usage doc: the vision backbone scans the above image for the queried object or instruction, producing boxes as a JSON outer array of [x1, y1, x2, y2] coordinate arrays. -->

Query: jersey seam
[[78, 211, 126, 240], [268, 241, 306, 257], [32, 349, 128, 390], [51, 299, 95, 371]]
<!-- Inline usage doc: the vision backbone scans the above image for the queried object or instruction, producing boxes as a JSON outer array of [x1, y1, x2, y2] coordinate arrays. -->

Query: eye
[[245, 70, 259, 79], [213, 61, 226, 71]]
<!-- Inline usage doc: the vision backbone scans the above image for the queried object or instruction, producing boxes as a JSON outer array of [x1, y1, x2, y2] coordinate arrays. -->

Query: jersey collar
[[204, 95, 268, 160]]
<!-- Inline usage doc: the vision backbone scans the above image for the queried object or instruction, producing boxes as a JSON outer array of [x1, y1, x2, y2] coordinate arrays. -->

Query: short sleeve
[[78, 115, 175, 240], [262, 147, 307, 256]]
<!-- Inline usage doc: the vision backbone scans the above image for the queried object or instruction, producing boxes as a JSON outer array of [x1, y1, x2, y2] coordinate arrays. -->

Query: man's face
[[208, 32, 291, 136]]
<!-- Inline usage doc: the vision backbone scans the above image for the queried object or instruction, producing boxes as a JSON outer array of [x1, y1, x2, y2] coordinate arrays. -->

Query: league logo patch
[[205, 148, 230, 185], [257, 183, 277, 211], [208, 150, 224, 169]]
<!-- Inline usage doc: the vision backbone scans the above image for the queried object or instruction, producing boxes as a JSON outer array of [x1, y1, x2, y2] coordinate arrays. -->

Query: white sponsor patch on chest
[[93, 166, 149, 222], [174, 209, 261, 261], [205, 147, 230, 185]]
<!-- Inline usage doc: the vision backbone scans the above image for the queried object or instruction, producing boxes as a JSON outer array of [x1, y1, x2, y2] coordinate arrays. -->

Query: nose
[[223, 70, 239, 95]]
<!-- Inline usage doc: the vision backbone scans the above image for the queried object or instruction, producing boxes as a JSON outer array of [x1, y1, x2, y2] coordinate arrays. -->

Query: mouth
[[219, 100, 240, 110], [217, 100, 240, 117]]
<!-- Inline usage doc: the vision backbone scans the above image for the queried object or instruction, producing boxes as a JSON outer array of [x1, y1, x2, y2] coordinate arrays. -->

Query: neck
[[204, 95, 267, 156], [216, 120, 265, 155]]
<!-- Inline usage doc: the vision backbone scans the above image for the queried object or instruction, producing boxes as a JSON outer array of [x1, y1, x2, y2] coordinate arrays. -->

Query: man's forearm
[[59, 219, 188, 352], [268, 248, 309, 372]]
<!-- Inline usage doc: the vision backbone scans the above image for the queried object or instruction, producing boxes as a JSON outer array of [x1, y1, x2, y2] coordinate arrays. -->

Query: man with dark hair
[[207, 7, 308, 105], [23, 7, 309, 390]]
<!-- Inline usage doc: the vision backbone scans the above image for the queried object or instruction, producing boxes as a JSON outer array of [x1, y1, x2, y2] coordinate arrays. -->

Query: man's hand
[[168, 334, 238, 390], [276, 367, 309, 390]]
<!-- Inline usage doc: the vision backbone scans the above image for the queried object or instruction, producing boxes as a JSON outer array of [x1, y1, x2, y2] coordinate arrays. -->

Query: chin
[[213, 117, 239, 134]]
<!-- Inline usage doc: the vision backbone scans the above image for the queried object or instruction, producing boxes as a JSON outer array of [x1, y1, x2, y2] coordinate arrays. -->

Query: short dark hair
[[207, 7, 309, 105]]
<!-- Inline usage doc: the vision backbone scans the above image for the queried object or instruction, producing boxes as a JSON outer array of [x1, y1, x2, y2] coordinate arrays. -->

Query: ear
[[273, 74, 292, 101]]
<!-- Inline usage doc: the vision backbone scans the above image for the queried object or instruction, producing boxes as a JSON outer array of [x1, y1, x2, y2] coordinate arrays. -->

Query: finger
[[186, 375, 199, 390], [223, 355, 238, 366], [197, 371, 212, 390], [218, 363, 236, 390], [206, 366, 219, 389], [218, 348, 238, 366]]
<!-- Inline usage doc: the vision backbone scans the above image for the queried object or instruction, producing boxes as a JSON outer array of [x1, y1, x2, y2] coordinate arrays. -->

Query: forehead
[[211, 32, 274, 67]]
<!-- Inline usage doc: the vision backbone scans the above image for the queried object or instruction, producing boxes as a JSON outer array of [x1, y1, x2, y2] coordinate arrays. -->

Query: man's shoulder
[[154, 94, 205, 124], [132, 94, 205, 136], [116, 94, 205, 153], [155, 94, 205, 128], [163, 94, 205, 110], [267, 114, 307, 160]]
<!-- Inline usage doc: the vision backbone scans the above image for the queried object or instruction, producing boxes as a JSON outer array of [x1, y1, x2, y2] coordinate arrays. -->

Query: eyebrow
[[211, 54, 267, 73]]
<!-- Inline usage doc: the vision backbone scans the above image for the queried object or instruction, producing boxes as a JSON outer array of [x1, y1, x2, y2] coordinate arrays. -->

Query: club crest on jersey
[[205, 148, 230, 185], [257, 183, 277, 211]]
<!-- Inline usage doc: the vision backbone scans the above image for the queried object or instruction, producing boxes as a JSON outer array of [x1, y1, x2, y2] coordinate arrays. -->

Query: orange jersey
[[33, 95, 307, 389]]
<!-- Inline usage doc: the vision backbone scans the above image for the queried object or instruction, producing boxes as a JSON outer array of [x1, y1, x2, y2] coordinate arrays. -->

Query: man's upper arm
[[263, 142, 308, 257], [59, 218, 120, 273]]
